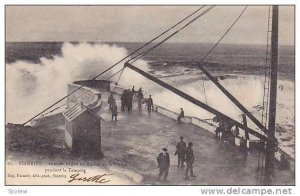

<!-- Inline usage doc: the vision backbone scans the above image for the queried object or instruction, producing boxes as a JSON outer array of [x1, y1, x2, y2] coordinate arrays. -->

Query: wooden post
[[264, 5, 279, 184]]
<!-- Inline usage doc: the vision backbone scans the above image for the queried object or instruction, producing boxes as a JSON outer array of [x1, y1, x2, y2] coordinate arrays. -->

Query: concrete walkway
[[99, 93, 294, 185]]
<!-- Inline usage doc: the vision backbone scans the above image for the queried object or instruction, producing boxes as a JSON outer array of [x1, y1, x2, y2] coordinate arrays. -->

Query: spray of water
[[6, 42, 295, 157], [150, 76, 264, 120], [6, 42, 294, 143], [6, 42, 149, 123]]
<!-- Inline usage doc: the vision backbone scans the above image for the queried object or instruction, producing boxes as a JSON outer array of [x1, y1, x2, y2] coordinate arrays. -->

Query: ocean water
[[6, 42, 295, 80], [5, 42, 295, 156]]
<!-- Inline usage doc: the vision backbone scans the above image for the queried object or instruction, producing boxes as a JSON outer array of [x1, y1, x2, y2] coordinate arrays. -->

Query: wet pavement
[[99, 92, 294, 185]]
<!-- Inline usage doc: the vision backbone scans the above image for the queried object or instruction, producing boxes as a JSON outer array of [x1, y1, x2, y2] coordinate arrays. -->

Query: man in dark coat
[[177, 108, 185, 123], [147, 95, 153, 112], [127, 89, 133, 111], [216, 118, 225, 139], [137, 87, 143, 94], [280, 154, 290, 170], [241, 114, 250, 140], [131, 86, 135, 96], [121, 90, 126, 111], [175, 136, 186, 168], [137, 88, 144, 109], [124, 90, 129, 110], [108, 93, 114, 111], [111, 101, 118, 121], [157, 148, 170, 181], [239, 136, 248, 162], [185, 142, 196, 179]]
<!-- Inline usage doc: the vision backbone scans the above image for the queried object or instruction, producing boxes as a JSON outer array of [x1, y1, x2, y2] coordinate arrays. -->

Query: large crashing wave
[[6, 42, 294, 156], [6, 42, 149, 123]]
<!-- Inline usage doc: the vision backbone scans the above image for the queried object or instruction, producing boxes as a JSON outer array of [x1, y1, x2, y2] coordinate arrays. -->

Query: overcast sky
[[6, 5, 294, 45]]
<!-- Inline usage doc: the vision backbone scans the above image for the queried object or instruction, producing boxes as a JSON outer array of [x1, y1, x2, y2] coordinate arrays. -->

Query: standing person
[[137, 87, 143, 94], [123, 90, 129, 110], [232, 124, 240, 137], [157, 148, 170, 181], [127, 89, 133, 111], [222, 119, 233, 143], [185, 142, 196, 180], [216, 119, 225, 139], [241, 114, 250, 140], [137, 88, 144, 109], [108, 93, 114, 111], [279, 154, 290, 170], [177, 108, 185, 123], [111, 101, 118, 121], [230, 125, 240, 145], [175, 136, 186, 168], [121, 91, 126, 111], [147, 95, 153, 112], [131, 86, 135, 96], [240, 136, 248, 162]]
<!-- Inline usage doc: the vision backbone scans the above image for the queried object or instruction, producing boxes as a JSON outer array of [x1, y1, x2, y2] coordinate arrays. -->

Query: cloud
[[6, 6, 294, 45]]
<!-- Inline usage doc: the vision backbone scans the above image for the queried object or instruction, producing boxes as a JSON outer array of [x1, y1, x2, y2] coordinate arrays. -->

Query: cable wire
[[158, 6, 248, 79], [22, 6, 208, 125], [104, 6, 215, 86], [128, 6, 216, 63], [105, 67, 125, 81], [112, 67, 126, 93]]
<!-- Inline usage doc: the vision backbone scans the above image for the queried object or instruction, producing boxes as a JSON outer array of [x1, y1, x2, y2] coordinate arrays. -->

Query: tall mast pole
[[264, 5, 279, 184]]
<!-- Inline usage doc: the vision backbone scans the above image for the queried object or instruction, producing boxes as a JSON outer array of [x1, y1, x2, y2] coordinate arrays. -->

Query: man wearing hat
[[185, 142, 196, 180], [108, 93, 115, 111], [111, 101, 118, 121], [147, 95, 153, 112], [157, 148, 170, 181], [175, 136, 186, 168]]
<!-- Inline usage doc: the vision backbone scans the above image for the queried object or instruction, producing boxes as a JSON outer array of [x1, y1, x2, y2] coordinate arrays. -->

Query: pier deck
[[99, 92, 294, 185]]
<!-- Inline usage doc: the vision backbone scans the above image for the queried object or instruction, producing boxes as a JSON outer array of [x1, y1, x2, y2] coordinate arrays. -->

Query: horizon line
[[5, 41, 295, 47]]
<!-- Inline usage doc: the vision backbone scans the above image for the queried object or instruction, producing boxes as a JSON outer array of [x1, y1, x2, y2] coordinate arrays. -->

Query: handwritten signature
[[68, 173, 113, 184]]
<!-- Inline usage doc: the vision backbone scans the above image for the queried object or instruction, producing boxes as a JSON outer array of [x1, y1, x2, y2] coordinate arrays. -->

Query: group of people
[[215, 117, 236, 142], [132, 86, 154, 112], [108, 86, 156, 121], [121, 88, 134, 111], [214, 114, 249, 161], [215, 114, 249, 142], [156, 136, 196, 182]]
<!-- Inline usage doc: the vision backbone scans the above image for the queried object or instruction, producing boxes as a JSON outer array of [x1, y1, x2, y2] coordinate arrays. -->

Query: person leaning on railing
[[177, 108, 185, 123]]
